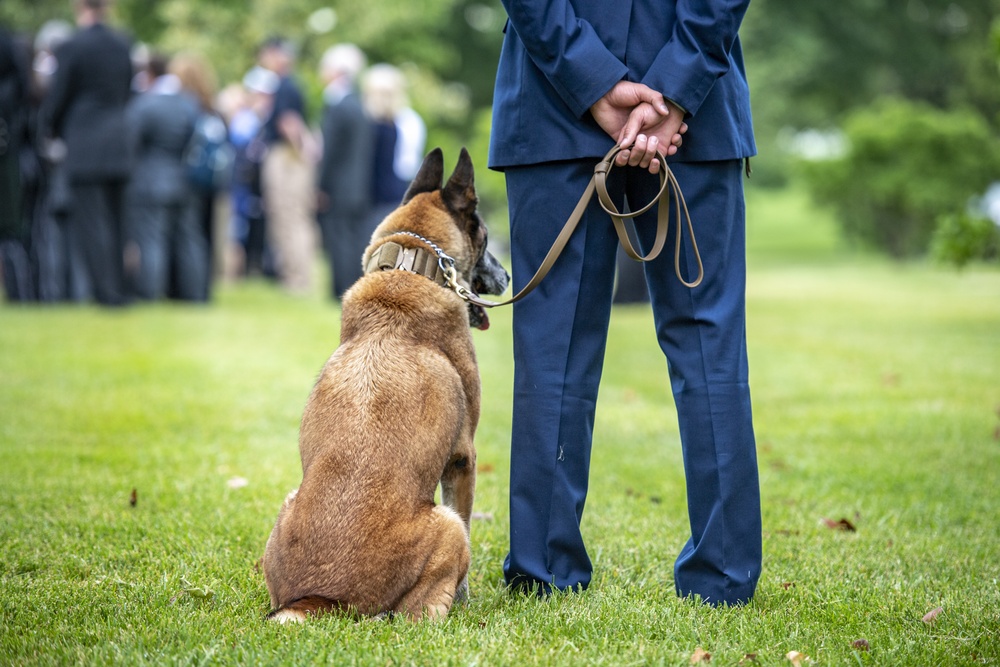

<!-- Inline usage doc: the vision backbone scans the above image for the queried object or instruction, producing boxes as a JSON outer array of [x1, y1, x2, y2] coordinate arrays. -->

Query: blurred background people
[[223, 65, 277, 281], [0, 25, 33, 301], [362, 63, 426, 240], [171, 51, 228, 301], [28, 19, 82, 302], [39, 0, 134, 306], [316, 43, 373, 301], [123, 52, 205, 301], [257, 37, 319, 295]]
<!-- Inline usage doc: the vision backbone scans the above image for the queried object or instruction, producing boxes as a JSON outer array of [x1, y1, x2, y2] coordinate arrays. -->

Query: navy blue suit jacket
[[489, 0, 756, 169]]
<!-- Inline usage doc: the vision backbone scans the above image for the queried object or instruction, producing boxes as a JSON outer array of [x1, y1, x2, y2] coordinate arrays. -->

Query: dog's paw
[[454, 576, 469, 605], [267, 608, 307, 624]]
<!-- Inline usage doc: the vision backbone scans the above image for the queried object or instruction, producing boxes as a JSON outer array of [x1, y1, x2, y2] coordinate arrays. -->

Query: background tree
[[801, 99, 1000, 258]]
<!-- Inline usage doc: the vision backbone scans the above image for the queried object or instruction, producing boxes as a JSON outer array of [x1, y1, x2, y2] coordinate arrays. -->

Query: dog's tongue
[[476, 307, 490, 331]]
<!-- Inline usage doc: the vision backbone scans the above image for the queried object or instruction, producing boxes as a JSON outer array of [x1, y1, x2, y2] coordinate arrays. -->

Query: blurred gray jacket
[[125, 76, 199, 204]]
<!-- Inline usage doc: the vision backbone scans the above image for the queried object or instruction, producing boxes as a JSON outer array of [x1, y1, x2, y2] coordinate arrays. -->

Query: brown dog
[[262, 148, 509, 622]]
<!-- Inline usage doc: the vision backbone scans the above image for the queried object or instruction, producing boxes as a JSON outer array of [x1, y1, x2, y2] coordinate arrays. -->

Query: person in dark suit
[[316, 44, 373, 300], [489, 0, 762, 606], [0, 26, 33, 301], [124, 53, 206, 301], [40, 0, 133, 306]]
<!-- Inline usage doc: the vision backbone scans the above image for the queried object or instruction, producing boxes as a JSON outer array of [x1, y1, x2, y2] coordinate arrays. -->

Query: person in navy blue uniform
[[489, 0, 762, 606]]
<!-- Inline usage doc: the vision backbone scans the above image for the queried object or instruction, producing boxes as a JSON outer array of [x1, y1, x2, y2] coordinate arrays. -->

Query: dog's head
[[385, 148, 509, 330]]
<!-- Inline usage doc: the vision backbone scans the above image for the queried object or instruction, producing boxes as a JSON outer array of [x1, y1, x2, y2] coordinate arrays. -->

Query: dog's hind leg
[[440, 447, 476, 532], [395, 505, 470, 620], [440, 442, 476, 605], [262, 488, 300, 612]]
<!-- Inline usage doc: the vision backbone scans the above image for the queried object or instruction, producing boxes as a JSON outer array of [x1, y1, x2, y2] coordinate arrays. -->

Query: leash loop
[[594, 145, 703, 288], [451, 143, 704, 309]]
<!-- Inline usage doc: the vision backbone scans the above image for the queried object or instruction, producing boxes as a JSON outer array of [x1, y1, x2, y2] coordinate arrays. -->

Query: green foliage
[[800, 99, 1000, 258], [742, 0, 1000, 186], [743, 0, 1000, 133], [0, 0, 72, 33], [931, 210, 1000, 267]]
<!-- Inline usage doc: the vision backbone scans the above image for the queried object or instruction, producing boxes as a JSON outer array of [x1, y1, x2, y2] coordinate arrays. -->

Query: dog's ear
[[402, 148, 445, 204], [442, 147, 478, 219]]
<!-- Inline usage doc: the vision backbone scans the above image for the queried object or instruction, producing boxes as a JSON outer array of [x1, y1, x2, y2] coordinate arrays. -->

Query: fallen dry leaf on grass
[[690, 647, 711, 663], [739, 653, 758, 664], [786, 651, 810, 666], [821, 517, 856, 531], [129, 488, 137, 507], [852, 638, 870, 651], [922, 606, 943, 623]]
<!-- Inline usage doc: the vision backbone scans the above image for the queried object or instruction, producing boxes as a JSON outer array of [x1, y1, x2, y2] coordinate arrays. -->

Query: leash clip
[[441, 261, 475, 302], [436, 257, 483, 304]]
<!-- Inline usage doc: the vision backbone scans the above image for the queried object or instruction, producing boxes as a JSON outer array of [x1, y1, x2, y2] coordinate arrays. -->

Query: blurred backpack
[[184, 112, 234, 194]]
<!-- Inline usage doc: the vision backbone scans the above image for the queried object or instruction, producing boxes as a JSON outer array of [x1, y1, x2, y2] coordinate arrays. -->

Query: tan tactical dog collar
[[365, 236, 449, 288]]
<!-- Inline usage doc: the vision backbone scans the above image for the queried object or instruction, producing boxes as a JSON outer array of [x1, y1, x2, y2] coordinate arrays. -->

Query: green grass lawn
[[2, 188, 998, 665]]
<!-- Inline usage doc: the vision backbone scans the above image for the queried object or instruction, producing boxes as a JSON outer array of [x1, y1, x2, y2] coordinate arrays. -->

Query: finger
[[618, 112, 643, 149], [629, 134, 648, 166], [621, 82, 668, 114], [632, 83, 670, 116], [643, 91, 670, 116], [648, 157, 661, 175], [639, 135, 659, 169]]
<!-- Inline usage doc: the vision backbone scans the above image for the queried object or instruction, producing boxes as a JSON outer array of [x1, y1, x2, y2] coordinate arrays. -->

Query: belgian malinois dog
[[262, 148, 509, 622]]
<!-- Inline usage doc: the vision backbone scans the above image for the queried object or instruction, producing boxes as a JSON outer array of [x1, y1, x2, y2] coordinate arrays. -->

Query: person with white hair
[[316, 43, 374, 300], [362, 63, 426, 242]]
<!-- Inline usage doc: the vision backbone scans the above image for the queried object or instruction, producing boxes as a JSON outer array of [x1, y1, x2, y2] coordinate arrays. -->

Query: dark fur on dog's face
[[400, 148, 509, 330], [466, 211, 509, 330]]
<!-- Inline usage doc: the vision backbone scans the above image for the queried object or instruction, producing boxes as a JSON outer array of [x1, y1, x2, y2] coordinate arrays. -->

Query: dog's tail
[[266, 596, 347, 624]]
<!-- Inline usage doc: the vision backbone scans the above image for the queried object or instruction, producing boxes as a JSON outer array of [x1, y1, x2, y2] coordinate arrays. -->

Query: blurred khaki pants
[[262, 143, 317, 293]]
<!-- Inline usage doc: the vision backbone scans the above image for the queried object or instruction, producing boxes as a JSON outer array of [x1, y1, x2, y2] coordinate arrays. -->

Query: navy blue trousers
[[503, 158, 762, 605]]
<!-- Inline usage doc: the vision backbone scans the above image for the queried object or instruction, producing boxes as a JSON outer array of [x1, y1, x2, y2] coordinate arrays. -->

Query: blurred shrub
[[930, 210, 1000, 268], [800, 99, 1000, 258]]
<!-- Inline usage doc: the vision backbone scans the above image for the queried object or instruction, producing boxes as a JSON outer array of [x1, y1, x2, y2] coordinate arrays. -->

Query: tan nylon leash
[[453, 144, 703, 309]]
